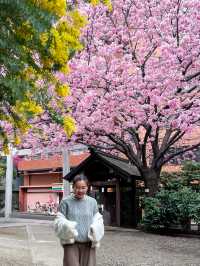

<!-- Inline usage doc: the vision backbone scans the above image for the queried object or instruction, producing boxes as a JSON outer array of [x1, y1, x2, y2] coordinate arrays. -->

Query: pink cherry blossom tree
[[63, 0, 200, 196]]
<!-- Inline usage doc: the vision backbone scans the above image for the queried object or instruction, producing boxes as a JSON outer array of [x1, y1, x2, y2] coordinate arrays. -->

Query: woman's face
[[73, 180, 88, 199]]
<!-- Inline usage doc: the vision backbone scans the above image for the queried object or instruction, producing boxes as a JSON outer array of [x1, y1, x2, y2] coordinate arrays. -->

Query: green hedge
[[143, 181, 200, 231]]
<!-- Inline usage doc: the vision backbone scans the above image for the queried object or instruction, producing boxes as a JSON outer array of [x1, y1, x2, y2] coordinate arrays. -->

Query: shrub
[[143, 180, 200, 231]]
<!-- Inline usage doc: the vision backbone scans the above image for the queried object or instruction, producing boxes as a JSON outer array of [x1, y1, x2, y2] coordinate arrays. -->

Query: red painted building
[[18, 153, 89, 213]]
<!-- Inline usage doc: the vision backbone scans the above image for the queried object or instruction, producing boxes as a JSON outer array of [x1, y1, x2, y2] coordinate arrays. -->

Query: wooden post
[[116, 180, 120, 226], [132, 179, 137, 227]]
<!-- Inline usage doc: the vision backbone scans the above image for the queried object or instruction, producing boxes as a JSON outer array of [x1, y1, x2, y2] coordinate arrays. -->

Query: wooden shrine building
[[64, 149, 143, 228]]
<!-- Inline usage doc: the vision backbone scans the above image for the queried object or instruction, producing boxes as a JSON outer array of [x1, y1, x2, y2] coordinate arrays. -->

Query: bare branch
[[126, 128, 141, 156], [108, 133, 141, 168], [155, 130, 185, 168], [182, 60, 193, 76], [176, 0, 181, 47], [141, 126, 151, 167], [151, 127, 159, 159], [183, 71, 200, 82], [160, 129, 172, 152], [161, 142, 200, 166]]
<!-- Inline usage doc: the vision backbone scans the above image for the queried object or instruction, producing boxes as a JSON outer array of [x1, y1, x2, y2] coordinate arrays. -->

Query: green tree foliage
[[143, 178, 200, 231], [0, 157, 6, 180], [161, 161, 200, 191], [182, 161, 200, 191], [0, 0, 86, 152]]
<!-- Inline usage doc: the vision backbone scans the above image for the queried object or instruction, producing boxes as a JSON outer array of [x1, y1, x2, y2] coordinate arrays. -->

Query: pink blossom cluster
[[10, 0, 200, 164], [63, 0, 200, 161]]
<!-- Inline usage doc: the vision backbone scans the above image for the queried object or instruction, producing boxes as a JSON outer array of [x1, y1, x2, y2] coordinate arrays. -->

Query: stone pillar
[[62, 149, 70, 198], [5, 149, 14, 219]]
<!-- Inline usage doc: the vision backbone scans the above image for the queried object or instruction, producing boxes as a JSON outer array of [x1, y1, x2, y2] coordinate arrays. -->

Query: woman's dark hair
[[72, 174, 89, 187]]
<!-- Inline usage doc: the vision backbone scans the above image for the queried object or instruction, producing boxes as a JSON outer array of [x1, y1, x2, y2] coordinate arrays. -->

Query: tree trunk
[[141, 168, 160, 197]]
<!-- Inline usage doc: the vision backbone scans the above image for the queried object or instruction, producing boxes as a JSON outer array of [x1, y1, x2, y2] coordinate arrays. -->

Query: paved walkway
[[0, 218, 199, 266]]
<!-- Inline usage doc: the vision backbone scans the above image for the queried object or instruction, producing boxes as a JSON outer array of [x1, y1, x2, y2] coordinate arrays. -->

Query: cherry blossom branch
[[184, 71, 200, 82], [161, 141, 200, 166]]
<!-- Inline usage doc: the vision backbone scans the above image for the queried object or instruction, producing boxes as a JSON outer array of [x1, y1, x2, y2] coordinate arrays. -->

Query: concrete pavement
[[0, 218, 61, 266], [0, 218, 199, 266]]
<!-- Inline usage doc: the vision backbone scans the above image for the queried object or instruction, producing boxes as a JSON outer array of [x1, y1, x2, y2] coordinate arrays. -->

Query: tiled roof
[[64, 149, 141, 181], [98, 153, 140, 176], [18, 152, 90, 171]]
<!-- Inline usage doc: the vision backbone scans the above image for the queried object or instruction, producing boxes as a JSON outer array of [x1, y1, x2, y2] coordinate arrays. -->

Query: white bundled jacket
[[54, 212, 104, 248]]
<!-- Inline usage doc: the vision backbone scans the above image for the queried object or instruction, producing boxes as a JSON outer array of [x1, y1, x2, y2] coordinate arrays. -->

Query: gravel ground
[[0, 220, 199, 266], [97, 230, 200, 266]]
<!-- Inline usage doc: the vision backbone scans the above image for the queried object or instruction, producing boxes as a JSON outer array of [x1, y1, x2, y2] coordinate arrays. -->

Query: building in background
[[17, 151, 89, 214], [15, 128, 200, 220]]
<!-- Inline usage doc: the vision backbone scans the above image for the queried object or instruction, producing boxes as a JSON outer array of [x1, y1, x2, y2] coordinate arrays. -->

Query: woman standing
[[54, 175, 104, 266]]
